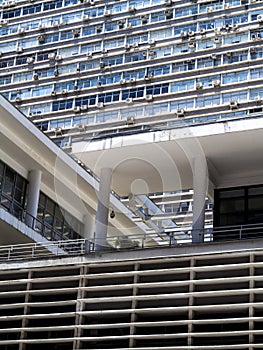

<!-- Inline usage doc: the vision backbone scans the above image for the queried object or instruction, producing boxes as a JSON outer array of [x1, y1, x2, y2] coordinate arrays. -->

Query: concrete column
[[95, 168, 112, 250], [83, 212, 95, 254], [26, 170, 42, 228], [192, 156, 208, 243]]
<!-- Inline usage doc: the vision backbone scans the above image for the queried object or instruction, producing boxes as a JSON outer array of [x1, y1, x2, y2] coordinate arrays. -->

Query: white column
[[95, 168, 112, 250], [83, 213, 95, 254], [192, 156, 208, 243], [26, 170, 42, 228]]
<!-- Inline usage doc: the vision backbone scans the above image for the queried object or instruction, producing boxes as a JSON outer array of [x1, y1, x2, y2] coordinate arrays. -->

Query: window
[[96, 111, 119, 123], [148, 65, 170, 76], [224, 32, 248, 45], [45, 33, 59, 44], [79, 77, 98, 88], [13, 72, 32, 83], [0, 75, 11, 85], [75, 96, 97, 106], [0, 58, 14, 69], [43, 1, 62, 10], [37, 68, 55, 78], [144, 103, 168, 116], [0, 161, 27, 217], [146, 83, 169, 95], [32, 85, 53, 97], [170, 99, 194, 111], [197, 75, 221, 88], [60, 30, 74, 40], [222, 91, 248, 103], [171, 80, 195, 92], [100, 73, 122, 85], [123, 69, 145, 80], [197, 57, 220, 69], [30, 103, 51, 115], [128, 16, 141, 27], [151, 11, 166, 22], [172, 60, 195, 72], [98, 91, 120, 103], [175, 5, 197, 17], [50, 118, 72, 129], [196, 95, 220, 108], [223, 50, 247, 64], [2, 9, 21, 19], [104, 55, 123, 66], [52, 100, 73, 111], [104, 38, 124, 49], [122, 87, 145, 100], [127, 34, 148, 45], [151, 28, 172, 39], [23, 4, 42, 15], [222, 70, 248, 84], [105, 21, 118, 32], [125, 52, 145, 63]]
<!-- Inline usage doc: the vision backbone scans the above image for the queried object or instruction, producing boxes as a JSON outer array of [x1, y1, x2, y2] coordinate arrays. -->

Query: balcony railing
[[0, 193, 80, 241], [1, 223, 263, 262]]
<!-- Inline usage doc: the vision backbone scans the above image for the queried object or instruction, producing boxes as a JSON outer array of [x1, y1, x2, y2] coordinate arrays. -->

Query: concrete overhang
[[72, 117, 263, 196], [0, 96, 147, 238]]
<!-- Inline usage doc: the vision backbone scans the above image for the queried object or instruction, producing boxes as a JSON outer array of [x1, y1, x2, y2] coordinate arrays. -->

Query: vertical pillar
[[26, 170, 41, 228], [83, 212, 95, 254], [192, 156, 208, 243], [95, 168, 112, 250]]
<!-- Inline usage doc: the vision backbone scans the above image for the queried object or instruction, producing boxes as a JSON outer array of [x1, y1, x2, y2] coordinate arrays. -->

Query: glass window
[[125, 52, 145, 63], [122, 87, 145, 100], [171, 79, 195, 92], [0, 75, 11, 85], [144, 103, 168, 116], [2, 9, 21, 19], [13, 71, 32, 83], [170, 99, 194, 111], [43, 1, 62, 10], [151, 11, 166, 22], [96, 111, 119, 123], [222, 70, 248, 84], [98, 91, 120, 103], [104, 38, 124, 49], [175, 5, 197, 17], [52, 100, 73, 111], [100, 73, 121, 85], [148, 65, 170, 76], [222, 91, 248, 103], [196, 95, 220, 108], [0, 58, 14, 69], [146, 83, 169, 95], [75, 96, 97, 106], [23, 4, 42, 15], [123, 69, 145, 80], [30, 103, 51, 115], [32, 85, 53, 97]]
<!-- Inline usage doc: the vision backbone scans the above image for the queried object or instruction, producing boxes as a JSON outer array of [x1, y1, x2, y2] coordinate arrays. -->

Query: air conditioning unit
[[196, 82, 203, 90], [16, 47, 24, 53], [229, 100, 239, 109], [212, 79, 221, 87], [126, 116, 135, 125], [74, 106, 81, 113], [128, 5, 136, 12], [96, 26, 102, 32], [26, 57, 34, 64], [96, 102, 104, 108], [249, 47, 256, 54], [8, 1, 16, 6], [54, 69, 59, 76], [254, 96, 262, 103], [125, 44, 131, 51], [145, 94, 153, 101], [99, 61, 105, 69], [118, 20, 124, 28], [132, 42, 139, 48], [51, 90, 57, 96], [214, 37, 221, 44], [33, 73, 39, 80], [258, 14, 263, 23], [120, 79, 126, 85], [224, 2, 229, 8], [206, 6, 213, 13], [251, 34, 257, 41], [176, 108, 185, 117], [142, 51, 147, 57], [189, 42, 195, 49], [38, 35, 45, 43], [102, 48, 108, 55], [180, 31, 188, 39], [188, 30, 195, 37], [15, 97, 22, 103], [78, 124, 86, 131], [72, 29, 79, 37], [18, 27, 25, 34], [130, 78, 136, 83], [80, 105, 88, 111], [61, 89, 68, 95], [38, 23, 46, 30], [87, 52, 93, 58], [82, 14, 89, 21], [0, 19, 8, 26], [104, 9, 111, 16], [52, 21, 60, 27], [55, 55, 62, 61], [1, 1, 8, 8], [232, 24, 238, 30], [225, 51, 232, 57], [144, 74, 152, 81], [164, 9, 172, 18], [55, 127, 63, 136], [257, 33, 262, 39], [211, 53, 217, 60], [141, 15, 148, 23], [164, 0, 172, 5], [125, 98, 133, 104], [200, 28, 206, 35], [148, 39, 155, 46], [48, 53, 56, 60], [149, 50, 156, 56]]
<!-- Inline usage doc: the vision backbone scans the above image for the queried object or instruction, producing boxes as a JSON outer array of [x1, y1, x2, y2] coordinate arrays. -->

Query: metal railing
[[0, 193, 81, 241], [1, 223, 263, 262], [0, 239, 88, 262]]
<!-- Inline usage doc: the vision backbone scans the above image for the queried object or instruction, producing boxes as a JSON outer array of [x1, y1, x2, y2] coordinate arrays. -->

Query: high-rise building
[[1, 0, 263, 348]]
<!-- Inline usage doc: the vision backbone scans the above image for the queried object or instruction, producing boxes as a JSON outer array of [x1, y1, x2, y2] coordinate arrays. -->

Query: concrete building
[[1, 0, 263, 348]]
